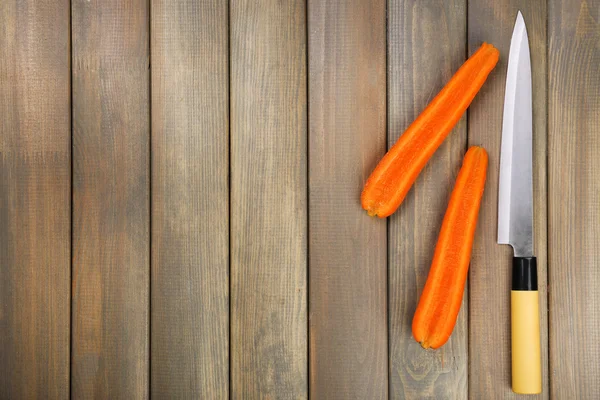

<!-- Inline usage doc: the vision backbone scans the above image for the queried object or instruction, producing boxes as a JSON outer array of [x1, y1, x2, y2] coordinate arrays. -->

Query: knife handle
[[511, 256, 541, 394]]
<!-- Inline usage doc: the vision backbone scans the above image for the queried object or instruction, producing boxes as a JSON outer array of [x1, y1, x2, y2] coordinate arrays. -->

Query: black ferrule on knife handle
[[512, 257, 538, 291]]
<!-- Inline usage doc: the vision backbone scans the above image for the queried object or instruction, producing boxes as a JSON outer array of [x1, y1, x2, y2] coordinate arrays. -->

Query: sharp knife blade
[[497, 11, 534, 258]]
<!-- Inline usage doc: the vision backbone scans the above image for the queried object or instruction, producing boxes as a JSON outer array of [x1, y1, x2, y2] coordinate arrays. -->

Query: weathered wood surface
[[71, 0, 150, 397], [308, 1, 388, 398], [230, 0, 308, 398], [387, 1, 469, 398], [0, 1, 71, 398], [150, 1, 230, 397], [548, 0, 600, 398]]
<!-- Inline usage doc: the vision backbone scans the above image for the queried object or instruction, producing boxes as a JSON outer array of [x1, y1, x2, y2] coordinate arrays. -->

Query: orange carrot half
[[361, 43, 498, 217], [412, 146, 488, 349]]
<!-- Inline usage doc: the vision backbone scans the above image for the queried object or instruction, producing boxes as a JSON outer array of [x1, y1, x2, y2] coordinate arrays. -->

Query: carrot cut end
[[366, 209, 378, 217]]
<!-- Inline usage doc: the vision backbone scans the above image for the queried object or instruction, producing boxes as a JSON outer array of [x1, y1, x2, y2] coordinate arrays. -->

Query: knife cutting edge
[[497, 11, 542, 394]]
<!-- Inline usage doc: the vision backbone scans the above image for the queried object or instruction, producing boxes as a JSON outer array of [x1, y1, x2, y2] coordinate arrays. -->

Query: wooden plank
[[548, 0, 600, 396], [70, 0, 149, 397], [230, 0, 307, 397], [387, 1, 468, 398], [150, 0, 229, 397], [0, 1, 71, 398], [308, 1, 387, 398], [468, 2, 548, 398]]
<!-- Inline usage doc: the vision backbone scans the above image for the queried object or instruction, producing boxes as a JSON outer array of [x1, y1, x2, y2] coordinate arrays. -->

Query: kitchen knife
[[497, 11, 542, 394]]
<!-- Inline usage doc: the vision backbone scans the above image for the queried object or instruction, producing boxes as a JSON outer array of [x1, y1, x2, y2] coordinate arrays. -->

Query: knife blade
[[498, 11, 533, 256], [498, 11, 541, 395]]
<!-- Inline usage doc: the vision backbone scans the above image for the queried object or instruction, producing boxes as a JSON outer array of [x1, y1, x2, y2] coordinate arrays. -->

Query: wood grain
[[150, 0, 229, 397], [549, 0, 600, 397], [308, 1, 387, 398], [0, 1, 71, 398], [468, 2, 548, 398], [71, 0, 149, 397], [387, 1, 468, 398], [230, 0, 307, 397]]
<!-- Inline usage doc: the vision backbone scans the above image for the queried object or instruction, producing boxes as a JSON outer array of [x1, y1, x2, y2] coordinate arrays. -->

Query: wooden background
[[1, 0, 598, 398]]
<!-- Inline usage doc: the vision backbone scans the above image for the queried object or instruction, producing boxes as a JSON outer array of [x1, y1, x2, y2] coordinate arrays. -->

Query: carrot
[[361, 43, 498, 218], [412, 146, 488, 349]]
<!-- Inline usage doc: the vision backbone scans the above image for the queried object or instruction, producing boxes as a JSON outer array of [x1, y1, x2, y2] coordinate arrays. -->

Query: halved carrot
[[361, 43, 498, 217], [412, 146, 488, 349]]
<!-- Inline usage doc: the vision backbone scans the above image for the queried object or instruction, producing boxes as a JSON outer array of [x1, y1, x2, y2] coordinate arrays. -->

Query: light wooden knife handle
[[511, 290, 542, 394], [511, 256, 541, 394]]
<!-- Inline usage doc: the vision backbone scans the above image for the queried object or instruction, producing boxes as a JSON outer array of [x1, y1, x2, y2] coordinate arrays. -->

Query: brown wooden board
[[308, 1, 388, 398], [387, 1, 469, 398], [467, 2, 549, 397], [230, 0, 308, 397], [150, 0, 230, 397], [548, 0, 600, 397], [0, 1, 71, 398], [71, 0, 150, 397]]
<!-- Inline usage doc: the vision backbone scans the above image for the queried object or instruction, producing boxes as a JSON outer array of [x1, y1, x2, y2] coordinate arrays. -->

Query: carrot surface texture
[[361, 43, 498, 218], [412, 146, 488, 349]]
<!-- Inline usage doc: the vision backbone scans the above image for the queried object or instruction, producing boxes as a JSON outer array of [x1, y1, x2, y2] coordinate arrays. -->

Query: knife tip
[[512, 11, 528, 44]]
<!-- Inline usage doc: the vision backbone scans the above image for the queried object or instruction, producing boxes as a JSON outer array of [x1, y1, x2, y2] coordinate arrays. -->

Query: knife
[[497, 11, 542, 394]]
